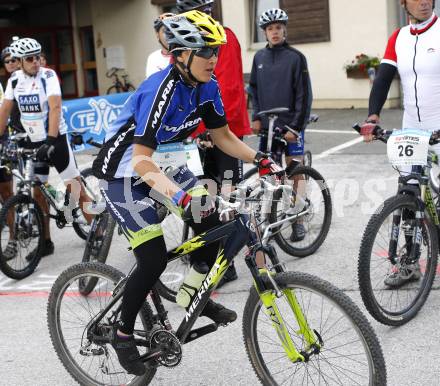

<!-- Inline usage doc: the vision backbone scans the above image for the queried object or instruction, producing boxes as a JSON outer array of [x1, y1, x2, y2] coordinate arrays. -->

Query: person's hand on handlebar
[[36, 136, 56, 162], [361, 115, 380, 143], [254, 151, 283, 176], [252, 120, 262, 134], [175, 191, 217, 221]]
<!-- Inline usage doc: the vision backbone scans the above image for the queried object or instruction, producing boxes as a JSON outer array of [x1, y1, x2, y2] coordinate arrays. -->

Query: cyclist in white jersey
[[362, 0, 438, 287], [0, 38, 93, 259], [145, 13, 174, 78]]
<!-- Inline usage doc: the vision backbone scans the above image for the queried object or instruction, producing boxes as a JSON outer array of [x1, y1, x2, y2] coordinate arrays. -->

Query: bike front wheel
[[270, 165, 332, 257], [0, 194, 45, 279], [358, 194, 438, 326], [243, 271, 387, 385], [106, 85, 121, 94], [47, 262, 157, 386]]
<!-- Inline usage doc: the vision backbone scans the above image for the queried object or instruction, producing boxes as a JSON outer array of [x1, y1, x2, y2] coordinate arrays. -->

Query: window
[[252, 0, 330, 44]]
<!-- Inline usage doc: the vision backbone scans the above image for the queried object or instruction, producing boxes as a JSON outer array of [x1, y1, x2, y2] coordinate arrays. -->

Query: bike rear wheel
[[358, 194, 438, 326], [243, 271, 387, 385], [0, 194, 45, 279], [125, 83, 136, 92], [270, 165, 332, 257], [47, 262, 156, 386], [78, 213, 116, 295]]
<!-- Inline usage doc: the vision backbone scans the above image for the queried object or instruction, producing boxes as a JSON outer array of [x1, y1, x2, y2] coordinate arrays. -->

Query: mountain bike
[[243, 108, 332, 257], [106, 68, 136, 94], [0, 133, 98, 279], [354, 123, 440, 326], [47, 175, 386, 386]]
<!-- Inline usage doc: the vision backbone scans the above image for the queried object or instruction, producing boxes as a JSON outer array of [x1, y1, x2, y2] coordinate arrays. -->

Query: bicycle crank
[[148, 327, 182, 368]]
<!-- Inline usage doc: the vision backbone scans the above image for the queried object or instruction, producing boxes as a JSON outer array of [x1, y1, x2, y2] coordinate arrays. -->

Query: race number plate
[[387, 129, 431, 167], [153, 142, 203, 176]]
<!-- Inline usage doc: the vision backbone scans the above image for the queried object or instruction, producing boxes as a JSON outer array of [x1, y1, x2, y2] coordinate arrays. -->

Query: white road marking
[[314, 137, 364, 160]]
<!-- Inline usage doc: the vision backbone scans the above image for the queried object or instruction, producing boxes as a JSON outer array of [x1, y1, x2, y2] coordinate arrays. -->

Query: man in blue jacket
[[249, 7, 313, 242]]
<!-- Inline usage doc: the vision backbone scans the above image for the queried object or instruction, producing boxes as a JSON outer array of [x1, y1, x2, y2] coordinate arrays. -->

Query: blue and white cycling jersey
[[93, 65, 226, 180]]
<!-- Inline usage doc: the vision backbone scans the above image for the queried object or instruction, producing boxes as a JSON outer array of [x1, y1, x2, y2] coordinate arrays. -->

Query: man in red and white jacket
[[176, 0, 251, 286], [362, 0, 439, 287]]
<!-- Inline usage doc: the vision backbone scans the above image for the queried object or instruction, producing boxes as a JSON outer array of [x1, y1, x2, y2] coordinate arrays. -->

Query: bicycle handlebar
[[353, 123, 440, 145], [70, 133, 103, 149], [106, 68, 121, 78], [86, 138, 103, 149]]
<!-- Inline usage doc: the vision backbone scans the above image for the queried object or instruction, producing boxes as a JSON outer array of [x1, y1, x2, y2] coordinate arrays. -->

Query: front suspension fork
[[388, 207, 424, 265], [256, 275, 319, 363]]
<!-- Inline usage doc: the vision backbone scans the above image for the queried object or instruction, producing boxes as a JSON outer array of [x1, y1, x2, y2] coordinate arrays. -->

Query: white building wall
[[222, 0, 401, 108], [90, 0, 161, 94], [83, 0, 403, 107]]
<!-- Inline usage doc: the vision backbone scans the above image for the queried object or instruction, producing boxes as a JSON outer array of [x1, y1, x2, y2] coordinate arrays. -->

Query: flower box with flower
[[344, 54, 381, 79]]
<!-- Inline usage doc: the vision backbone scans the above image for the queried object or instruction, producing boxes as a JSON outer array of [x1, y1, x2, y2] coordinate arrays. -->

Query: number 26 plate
[[387, 129, 431, 167]]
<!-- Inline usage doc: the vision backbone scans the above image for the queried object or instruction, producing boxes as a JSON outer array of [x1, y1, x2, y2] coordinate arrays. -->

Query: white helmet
[[259, 8, 288, 29], [9, 38, 41, 58]]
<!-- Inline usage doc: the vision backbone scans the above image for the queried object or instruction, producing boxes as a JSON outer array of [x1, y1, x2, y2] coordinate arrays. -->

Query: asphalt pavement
[[2, 108, 440, 386]]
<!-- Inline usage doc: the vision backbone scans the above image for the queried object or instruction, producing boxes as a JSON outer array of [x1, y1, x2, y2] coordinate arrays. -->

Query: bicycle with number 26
[[354, 123, 440, 326]]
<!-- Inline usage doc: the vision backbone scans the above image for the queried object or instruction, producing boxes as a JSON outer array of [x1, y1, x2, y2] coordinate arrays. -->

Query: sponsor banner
[[63, 92, 132, 152]]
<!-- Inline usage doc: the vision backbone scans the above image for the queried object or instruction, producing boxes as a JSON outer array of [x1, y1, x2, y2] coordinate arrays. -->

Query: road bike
[[0, 133, 98, 279], [47, 175, 386, 386], [243, 108, 332, 257], [354, 124, 440, 326], [106, 68, 136, 94]]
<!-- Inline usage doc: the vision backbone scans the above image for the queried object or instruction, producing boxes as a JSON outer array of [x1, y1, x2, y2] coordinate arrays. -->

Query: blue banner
[[62, 92, 132, 152]]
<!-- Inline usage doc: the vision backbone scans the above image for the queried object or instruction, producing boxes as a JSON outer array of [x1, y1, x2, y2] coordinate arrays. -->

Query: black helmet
[[176, 0, 214, 12]]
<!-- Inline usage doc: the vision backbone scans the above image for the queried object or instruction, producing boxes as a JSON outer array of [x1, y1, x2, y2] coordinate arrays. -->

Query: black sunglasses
[[4, 58, 17, 64], [24, 55, 41, 63], [194, 46, 219, 59]]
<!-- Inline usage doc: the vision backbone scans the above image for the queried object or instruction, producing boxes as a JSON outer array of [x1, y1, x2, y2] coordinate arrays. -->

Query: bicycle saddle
[[257, 107, 290, 117]]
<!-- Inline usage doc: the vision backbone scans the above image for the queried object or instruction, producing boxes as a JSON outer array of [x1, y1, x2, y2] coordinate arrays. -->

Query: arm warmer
[[368, 63, 397, 116]]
